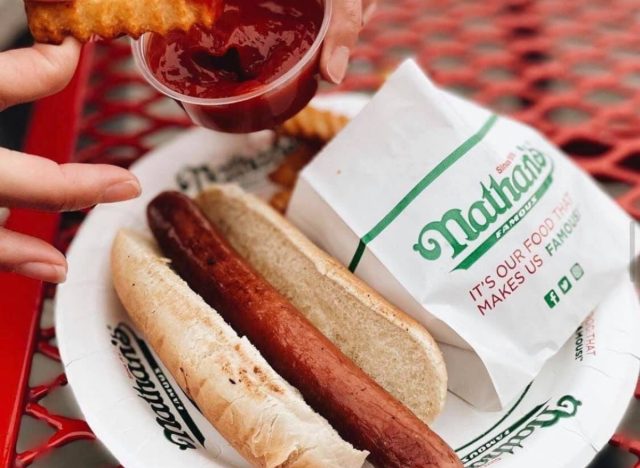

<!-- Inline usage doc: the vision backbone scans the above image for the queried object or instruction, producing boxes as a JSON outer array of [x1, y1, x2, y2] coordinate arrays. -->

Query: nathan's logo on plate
[[461, 395, 582, 467], [176, 136, 297, 194], [414, 143, 555, 271], [109, 322, 205, 451]]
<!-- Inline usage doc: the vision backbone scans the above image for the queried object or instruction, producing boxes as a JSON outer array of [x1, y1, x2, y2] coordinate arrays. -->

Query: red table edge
[[0, 42, 95, 468]]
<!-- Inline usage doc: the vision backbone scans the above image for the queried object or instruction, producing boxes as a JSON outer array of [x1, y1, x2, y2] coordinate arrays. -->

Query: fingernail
[[327, 46, 350, 84], [363, 3, 377, 24], [15, 262, 67, 283], [0, 208, 10, 226], [102, 180, 141, 203]]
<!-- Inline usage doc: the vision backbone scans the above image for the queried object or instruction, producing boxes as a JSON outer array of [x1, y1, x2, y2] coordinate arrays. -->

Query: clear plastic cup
[[131, 0, 332, 134]]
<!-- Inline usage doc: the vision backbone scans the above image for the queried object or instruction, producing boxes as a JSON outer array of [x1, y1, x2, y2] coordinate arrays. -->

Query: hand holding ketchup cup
[[132, 0, 335, 133]]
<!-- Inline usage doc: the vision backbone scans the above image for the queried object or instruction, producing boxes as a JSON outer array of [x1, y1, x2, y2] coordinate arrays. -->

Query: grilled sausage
[[148, 191, 461, 468]]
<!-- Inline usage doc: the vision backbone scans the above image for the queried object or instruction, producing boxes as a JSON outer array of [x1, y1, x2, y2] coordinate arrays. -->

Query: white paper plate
[[55, 94, 640, 468]]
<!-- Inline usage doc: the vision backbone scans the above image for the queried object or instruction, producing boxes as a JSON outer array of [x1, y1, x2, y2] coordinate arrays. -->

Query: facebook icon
[[544, 289, 560, 309]]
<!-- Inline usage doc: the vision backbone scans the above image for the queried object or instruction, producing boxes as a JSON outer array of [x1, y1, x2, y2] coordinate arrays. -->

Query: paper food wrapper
[[288, 60, 635, 410]]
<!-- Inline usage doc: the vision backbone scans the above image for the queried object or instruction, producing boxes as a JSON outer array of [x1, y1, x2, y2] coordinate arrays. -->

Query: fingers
[[0, 228, 67, 283], [0, 149, 141, 212], [321, 0, 362, 84], [0, 37, 80, 111], [0, 150, 141, 283]]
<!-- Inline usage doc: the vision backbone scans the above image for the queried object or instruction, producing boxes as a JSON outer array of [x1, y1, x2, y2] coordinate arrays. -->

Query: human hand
[[0, 37, 141, 283], [320, 0, 376, 84]]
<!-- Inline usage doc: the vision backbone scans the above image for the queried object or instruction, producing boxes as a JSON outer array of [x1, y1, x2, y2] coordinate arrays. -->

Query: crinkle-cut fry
[[26, 0, 220, 44], [270, 190, 292, 214], [269, 140, 322, 189], [281, 106, 350, 142]]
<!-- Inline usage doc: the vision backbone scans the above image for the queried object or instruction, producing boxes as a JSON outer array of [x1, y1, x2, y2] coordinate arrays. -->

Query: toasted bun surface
[[196, 184, 448, 423], [111, 230, 367, 468], [26, 0, 219, 44]]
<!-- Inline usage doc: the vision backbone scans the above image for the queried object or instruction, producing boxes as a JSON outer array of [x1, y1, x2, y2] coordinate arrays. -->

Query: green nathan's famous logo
[[109, 322, 205, 451], [413, 143, 554, 270], [461, 395, 582, 467]]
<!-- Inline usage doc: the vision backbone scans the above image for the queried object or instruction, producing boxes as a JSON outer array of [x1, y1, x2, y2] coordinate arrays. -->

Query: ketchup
[[143, 0, 325, 132], [148, 0, 323, 98]]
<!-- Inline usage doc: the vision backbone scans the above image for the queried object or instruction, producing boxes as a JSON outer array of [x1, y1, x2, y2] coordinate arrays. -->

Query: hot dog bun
[[111, 229, 368, 468], [196, 184, 447, 423]]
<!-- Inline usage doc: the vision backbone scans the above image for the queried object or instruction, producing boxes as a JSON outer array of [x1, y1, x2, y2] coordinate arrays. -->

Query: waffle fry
[[280, 106, 350, 142], [270, 189, 293, 214], [26, 0, 220, 44]]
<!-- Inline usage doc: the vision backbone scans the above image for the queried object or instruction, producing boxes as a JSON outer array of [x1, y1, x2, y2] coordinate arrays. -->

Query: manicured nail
[[15, 262, 67, 283], [0, 208, 9, 226], [327, 46, 350, 84], [102, 180, 142, 203], [363, 3, 377, 24]]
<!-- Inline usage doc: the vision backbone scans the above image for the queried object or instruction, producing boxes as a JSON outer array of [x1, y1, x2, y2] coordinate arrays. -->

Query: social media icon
[[544, 289, 560, 309], [558, 276, 572, 294], [570, 263, 584, 281]]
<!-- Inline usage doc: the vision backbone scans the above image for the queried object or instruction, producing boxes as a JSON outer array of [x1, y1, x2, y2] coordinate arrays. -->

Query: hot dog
[[197, 184, 446, 425], [147, 191, 461, 468]]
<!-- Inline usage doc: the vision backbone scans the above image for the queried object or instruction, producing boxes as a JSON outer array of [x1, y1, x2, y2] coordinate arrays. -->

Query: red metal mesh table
[[2, 0, 640, 466]]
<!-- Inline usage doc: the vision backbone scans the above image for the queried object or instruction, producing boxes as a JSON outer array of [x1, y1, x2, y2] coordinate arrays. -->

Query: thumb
[[320, 0, 362, 84]]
